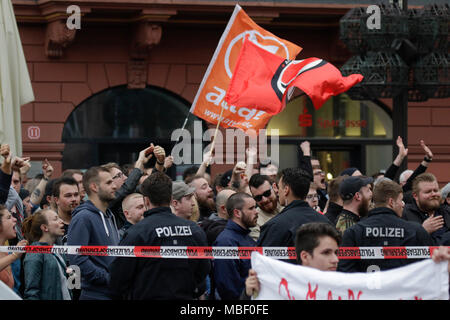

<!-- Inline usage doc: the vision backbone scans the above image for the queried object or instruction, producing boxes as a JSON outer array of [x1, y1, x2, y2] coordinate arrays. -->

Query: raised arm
[[30, 159, 53, 206], [384, 136, 408, 180], [299, 141, 313, 181], [403, 140, 433, 192]]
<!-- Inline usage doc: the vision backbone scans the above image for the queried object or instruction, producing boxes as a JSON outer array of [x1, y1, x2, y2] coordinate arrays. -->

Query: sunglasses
[[254, 189, 272, 202]]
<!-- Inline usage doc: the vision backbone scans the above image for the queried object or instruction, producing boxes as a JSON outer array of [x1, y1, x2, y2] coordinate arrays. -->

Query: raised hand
[[420, 140, 433, 160], [0, 144, 12, 174], [153, 145, 166, 164], [300, 141, 311, 156], [136, 144, 154, 170], [42, 159, 54, 179], [164, 155, 174, 169], [396, 136, 408, 159]]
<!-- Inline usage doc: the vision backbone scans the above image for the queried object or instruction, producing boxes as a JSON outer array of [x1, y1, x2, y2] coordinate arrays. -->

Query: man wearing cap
[[338, 179, 434, 273], [335, 176, 373, 234], [171, 181, 196, 220]]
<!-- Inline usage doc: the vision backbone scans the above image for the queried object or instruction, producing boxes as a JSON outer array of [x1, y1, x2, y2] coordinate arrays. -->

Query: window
[[266, 94, 392, 139], [62, 85, 204, 171], [266, 94, 393, 178]]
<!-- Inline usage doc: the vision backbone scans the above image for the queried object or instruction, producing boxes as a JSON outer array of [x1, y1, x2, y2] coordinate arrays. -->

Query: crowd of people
[[0, 136, 449, 300]]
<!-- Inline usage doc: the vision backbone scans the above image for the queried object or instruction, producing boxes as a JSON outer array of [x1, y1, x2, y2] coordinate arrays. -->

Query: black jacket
[[325, 202, 343, 225], [108, 168, 143, 229], [0, 170, 12, 204], [338, 207, 434, 273], [200, 217, 228, 246], [257, 200, 333, 248], [213, 220, 256, 300], [402, 200, 450, 244], [109, 207, 211, 300]]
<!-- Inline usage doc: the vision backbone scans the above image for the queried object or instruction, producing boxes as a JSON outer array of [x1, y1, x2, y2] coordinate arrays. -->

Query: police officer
[[338, 179, 434, 273], [109, 172, 210, 299]]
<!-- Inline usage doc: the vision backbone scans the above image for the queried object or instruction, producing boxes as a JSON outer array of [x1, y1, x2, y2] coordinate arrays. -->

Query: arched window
[[266, 94, 393, 178], [62, 85, 204, 175]]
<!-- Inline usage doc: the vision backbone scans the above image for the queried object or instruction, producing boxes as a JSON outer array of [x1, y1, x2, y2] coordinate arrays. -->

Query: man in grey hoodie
[[67, 166, 120, 300]]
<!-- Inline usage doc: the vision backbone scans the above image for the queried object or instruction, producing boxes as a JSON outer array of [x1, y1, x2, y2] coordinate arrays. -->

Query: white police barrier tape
[[0, 245, 447, 259]]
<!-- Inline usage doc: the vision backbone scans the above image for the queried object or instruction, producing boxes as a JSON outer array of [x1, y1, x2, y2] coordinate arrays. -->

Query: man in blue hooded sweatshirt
[[67, 166, 120, 300]]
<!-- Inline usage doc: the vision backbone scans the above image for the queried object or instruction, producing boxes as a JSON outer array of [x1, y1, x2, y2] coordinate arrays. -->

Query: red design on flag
[[225, 39, 363, 114]]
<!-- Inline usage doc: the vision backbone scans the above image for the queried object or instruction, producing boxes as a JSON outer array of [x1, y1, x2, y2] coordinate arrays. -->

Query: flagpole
[[169, 113, 191, 157], [205, 104, 225, 167]]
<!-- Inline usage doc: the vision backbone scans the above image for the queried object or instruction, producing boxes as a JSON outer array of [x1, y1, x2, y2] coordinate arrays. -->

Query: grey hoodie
[[67, 200, 120, 300]]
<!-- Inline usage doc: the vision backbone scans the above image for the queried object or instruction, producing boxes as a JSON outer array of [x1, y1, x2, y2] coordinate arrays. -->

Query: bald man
[[119, 193, 146, 240]]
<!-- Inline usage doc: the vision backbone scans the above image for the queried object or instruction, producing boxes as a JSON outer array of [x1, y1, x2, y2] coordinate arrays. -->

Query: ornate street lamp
[[339, 7, 369, 54], [414, 52, 450, 99], [361, 4, 409, 51]]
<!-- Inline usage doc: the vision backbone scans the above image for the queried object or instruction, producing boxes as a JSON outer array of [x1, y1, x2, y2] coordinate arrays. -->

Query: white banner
[[0, 280, 22, 300], [251, 252, 449, 300]]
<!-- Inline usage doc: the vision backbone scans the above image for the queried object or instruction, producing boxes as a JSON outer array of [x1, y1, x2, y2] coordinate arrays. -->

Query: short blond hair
[[412, 173, 437, 196], [101, 162, 121, 173], [373, 180, 402, 207]]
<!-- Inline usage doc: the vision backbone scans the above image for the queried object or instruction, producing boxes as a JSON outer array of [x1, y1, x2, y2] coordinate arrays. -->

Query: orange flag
[[190, 4, 302, 131]]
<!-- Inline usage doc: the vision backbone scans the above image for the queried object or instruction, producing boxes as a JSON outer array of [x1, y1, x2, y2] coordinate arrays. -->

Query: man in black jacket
[[257, 168, 333, 252], [402, 173, 450, 244], [338, 179, 434, 273], [109, 172, 210, 300], [103, 144, 165, 229]]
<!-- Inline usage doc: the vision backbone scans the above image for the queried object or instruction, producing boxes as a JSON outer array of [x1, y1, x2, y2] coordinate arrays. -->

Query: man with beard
[[248, 174, 284, 241], [335, 176, 373, 235], [67, 167, 120, 300], [189, 176, 215, 221], [52, 176, 80, 244], [213, 192, 258, 300], [403, 173, 450, 244], [338, 179, 434, 272]]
